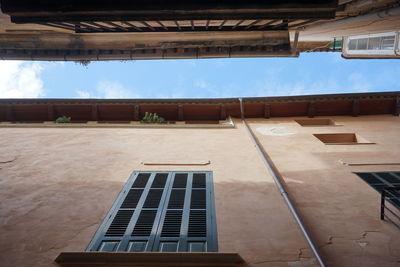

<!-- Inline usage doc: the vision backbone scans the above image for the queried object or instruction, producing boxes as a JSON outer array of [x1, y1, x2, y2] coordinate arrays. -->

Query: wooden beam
[[104, 21, 129, 32], [122, 21, 142, 31], [264, 103, 271, 118], [178, 104, 184, 121], [6, 105, 14, 121], [205, 20, 210, 30], [47, 104, 55, 121], [270, 19, 291, 30], [394, 97, 400, 116], [245, 20, 261, 29], [85, 21, 116, 31], [258, 19, 280, 29], [76, 22, 102, 32], [220, 104, 227, 120], [0, 92, 397, 122], [156, 21, 168, 30], [352, 99, 359, 117], [140, 21, 155, 31], [218, 20, 227, 30], [232, 20, 244, 29], [134, 105, 140, 120], [308, 101, 315, 118], [91, 104, 98, 120], [174, 21, 181, 30]]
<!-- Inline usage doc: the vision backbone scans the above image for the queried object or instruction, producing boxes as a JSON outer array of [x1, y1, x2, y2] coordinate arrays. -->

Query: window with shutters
[[87, 171, 217, 252]]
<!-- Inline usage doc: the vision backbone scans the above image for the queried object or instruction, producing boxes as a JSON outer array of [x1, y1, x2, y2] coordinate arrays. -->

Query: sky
[[0, 52, 399, 99]]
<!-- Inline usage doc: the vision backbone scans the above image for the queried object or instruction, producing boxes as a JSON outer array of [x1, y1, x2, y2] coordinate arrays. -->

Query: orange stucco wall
[[250, 115, 400, 267], [0, 114, 399, 267]]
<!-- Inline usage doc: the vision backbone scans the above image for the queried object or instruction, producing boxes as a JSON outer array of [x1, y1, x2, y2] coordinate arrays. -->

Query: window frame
[[343, 31, 400, 57], [86, 171, 218, 253]]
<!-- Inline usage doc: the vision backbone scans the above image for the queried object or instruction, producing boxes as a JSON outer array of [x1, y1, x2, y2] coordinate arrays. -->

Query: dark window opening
[[314, 133, 374, 145], [295, 118, 336, 126], [355, 172, 400, 210]]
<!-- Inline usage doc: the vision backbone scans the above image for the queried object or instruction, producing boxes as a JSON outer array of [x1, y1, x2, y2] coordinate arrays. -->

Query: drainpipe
[[238, 98, 327, 267]]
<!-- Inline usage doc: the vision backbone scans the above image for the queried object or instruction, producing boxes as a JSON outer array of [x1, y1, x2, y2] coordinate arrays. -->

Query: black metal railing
[[381, 186, 400, 230]]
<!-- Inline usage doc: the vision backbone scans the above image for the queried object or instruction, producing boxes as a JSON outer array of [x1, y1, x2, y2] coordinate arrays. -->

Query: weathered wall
[[298, 13, 400, 41], [0, 123, 309, 267], [0, 115, 399, 267], [249, 115, 400, 267]]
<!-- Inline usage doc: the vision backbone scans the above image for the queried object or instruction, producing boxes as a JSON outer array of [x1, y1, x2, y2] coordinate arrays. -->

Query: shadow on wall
[[0, 177, 315, 267], [280, 166, 400, 267], [1, 167, 399, 267]]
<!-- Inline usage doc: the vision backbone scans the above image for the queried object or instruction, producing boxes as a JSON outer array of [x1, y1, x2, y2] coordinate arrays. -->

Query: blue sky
[[0, 52, 399, 99]]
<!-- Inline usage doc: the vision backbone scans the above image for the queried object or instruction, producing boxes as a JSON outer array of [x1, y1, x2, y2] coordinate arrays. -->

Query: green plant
[[55, 116, 71, 123], [74, 60, 91, 67], [141, 112, 166, 124]]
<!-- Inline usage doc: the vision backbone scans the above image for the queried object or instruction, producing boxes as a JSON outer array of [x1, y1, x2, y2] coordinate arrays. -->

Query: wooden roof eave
[[0, 92, 398, 122]]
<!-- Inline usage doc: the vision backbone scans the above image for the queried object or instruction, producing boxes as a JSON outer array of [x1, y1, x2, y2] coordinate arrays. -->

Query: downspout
[[238, 98, 327, 267]]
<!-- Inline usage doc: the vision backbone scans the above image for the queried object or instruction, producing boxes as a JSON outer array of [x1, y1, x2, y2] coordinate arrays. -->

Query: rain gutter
[[238, 98, 327, 267]]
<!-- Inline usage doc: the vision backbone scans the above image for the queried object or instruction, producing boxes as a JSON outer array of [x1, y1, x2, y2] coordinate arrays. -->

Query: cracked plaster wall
[[0, 123, 310, 267], [1, 115, 399, 267], [250, 115, 400, 267]]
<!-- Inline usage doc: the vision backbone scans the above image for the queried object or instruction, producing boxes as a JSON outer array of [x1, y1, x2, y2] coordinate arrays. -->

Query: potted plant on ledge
[[140, 112, 166, 124]]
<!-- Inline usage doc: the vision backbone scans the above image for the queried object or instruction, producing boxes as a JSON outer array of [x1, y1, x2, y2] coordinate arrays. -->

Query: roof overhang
[[0, 30, 296, 60], [0, 92, 398, 123], [2, 1, 338, 23], [0, 1, 338, 60]]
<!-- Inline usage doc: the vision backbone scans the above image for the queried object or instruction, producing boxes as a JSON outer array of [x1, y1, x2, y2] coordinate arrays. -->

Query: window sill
[[323, 142, 376, 145], [55, 252, 246, 267]]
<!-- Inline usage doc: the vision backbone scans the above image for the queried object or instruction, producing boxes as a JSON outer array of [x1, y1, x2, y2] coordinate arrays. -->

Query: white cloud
[[252, 66, 385, 97], [75, 89, 92, 98], [97, 81, 138, 98], [75, 81, 139, 99], [0, 61, 44, 98]]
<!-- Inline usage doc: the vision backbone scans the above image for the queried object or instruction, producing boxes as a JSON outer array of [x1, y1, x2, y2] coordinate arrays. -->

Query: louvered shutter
[[87, 172, 171, 252], [153, 172, 217, 252], [87, 171, 217, 252]]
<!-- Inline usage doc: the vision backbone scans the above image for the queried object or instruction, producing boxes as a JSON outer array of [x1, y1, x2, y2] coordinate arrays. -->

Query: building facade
[[0, 92, 399, 267], [1, 0, 400, 60]]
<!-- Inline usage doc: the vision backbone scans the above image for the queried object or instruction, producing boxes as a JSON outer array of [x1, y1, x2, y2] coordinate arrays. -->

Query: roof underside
[[1, 92, 398, 122], [2, 1, 338, 22], [0, 0, 339, 59], [2, 1, 400, 60]]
